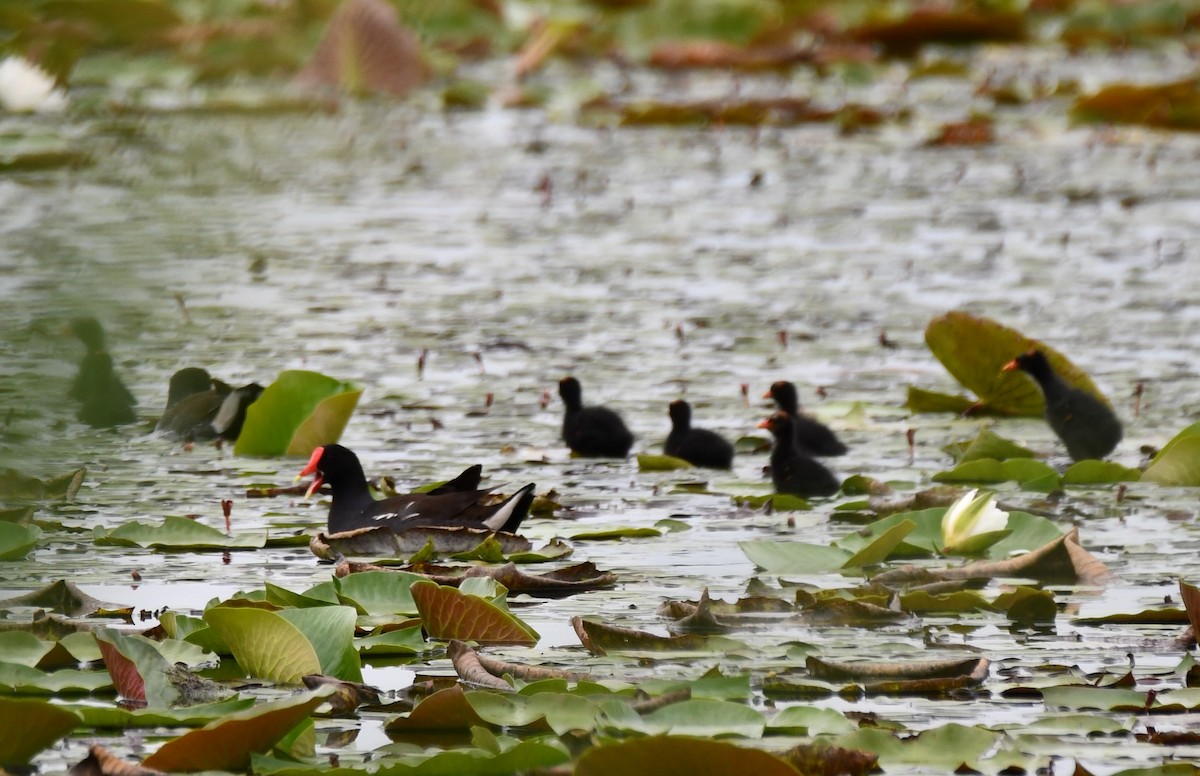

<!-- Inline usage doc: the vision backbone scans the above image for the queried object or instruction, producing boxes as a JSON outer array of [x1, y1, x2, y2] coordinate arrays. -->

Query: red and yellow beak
[[1000, 359, 1019, 372], [761, 389, 772, 399], [297, 447, 325, 499], [757, 418, 771, 429]]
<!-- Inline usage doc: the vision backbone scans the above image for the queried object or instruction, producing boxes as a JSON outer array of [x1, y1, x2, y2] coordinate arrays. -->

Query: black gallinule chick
[[758, 411, 840, 498], [558, 376, 634, 458], [66, 317, 136, 428], [664, 400, 734, 469], [297, 444, 536, 535], [1002, 350, 1122, 461], [157, 368, 230, 441], [764, 380, 847, 456], [211, 383, 264, 442]]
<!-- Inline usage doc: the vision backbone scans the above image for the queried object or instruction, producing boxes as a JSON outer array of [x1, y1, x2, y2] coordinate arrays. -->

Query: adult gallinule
[[764, 381, 847, 456], [665, 400, 734, 469], [297, 444, 536, 535], [758, 411, 840, 498], [1002, 350, 1122, 461], [66, 317, 136, 427], [558, 376, 634, 458]]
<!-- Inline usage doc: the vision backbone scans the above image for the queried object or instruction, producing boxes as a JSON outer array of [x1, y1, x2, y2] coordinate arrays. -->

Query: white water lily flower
[[0, 56, 68, 113], [941, 488, 1010, 555]]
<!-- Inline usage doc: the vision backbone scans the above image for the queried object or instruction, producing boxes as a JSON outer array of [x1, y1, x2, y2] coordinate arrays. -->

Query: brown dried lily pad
[[807, 655, 989, 694], [69, 745, 167, 776], [448, 640, 591, 690], [571, 615, 745, 657], [302, 674, 381, 715], [799, 598, 913, 627], [575, 736, 802, 776], [337, 559, 615, 594], [782, 741, 879, 776], [928, 117, 995, 146], [1072, 78, 1200, 131], [647, 40, 813, 71], [310, 525, 531, 561], [851, 8, 1025, 57], [873, 528, 1110, 587]]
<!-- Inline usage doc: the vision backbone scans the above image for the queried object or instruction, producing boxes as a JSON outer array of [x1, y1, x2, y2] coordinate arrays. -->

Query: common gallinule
[[558, 376, 634, 458], [66, 317, 136, 428], [758, 411, 840, 497], [764, 380, 847, 456], [211, 383, 264, 442], [157, 368, 230, 440], [1002, 350, 1122, 461], [664, 400, 734, 469], [297, 444, 536, 535]]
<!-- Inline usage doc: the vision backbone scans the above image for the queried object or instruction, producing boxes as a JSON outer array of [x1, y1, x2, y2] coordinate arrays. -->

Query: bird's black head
[[757, 411, 792, 439], [558, 376, 583, 409], [166, 368, 214, 408], [765, 380, 799, 413], [298, 444, 365, 497], [68, 317, 107, 354], [668, 399, 692, 428]]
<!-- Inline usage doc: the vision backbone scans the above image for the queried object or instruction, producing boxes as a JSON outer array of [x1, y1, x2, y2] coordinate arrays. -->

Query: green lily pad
[[569, 526, 663, 541], [932, 457, 1060, 490], [94, 515, 266, 550], [233, 370, 362, 457], [842, 520, 915, 569], [904, 386, 980, 415], [833, 723, 1001, 767], [620, 699, 767, 739], [0, 697, 80, 765], [333, 571, 422, 616], [70, 698, 255, 728], [0, 662, 111, 695], [733, 494, 812, 511], [637, 453, 695, 471], [0, 522, 40, 561], [943, 428, 1035, 463], [1144, 433, 1200, 486], [738, 541, 852, 574], [766, 705, 857, 735], [1062, 460, 1142, 484], [922, 311, 1109, 417], [142, 686, 334, 772], [356, 626, 428, 656], [203, 605, 361, 683]]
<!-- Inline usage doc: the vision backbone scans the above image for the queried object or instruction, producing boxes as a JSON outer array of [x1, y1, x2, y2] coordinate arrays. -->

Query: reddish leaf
[[575, 736, 801, 776], [410, 581, 538, 646], [97, 639, 145, 705], [384, 685, 489, 733]]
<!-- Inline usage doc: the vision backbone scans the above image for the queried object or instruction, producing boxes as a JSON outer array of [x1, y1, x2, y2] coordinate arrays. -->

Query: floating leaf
[[385, 685, 488, 733], [575, 736, 801, 776], [204, 605, 361, 683], [70, 698, 255, 729], [842, 520, 915, 568], [944, 429, 1034, 463], [142, 686, 334, 772], [333, 571, 422, 616], [310, 526, 531, 561], [0, 579, 120, 616], [572, 616, 744, 656], [739, 541, 852, 574], [0, 522, 39, 561], [932, 458, 1060, 490], [569, 526, 662, 541], [95, 627, 180, 707], [1063, 460, 1141, 484], [1143, 436, 1200, 486], [0, 697, 79, 765], [94, 515, 265, 550], [637, 453, 694, 471], [0, 663, 111, 695], [807, 656, 989, 694], [633, 699, 766, 738], [233, 370, 362, 457], [356, 626, 427, 656], [766, 705, 857, 735], [834, 723, 1001, 768], [411, 581, 538, 646], [1072, 77, 1200, 131], [921, 312, 1108, 417], [733, 494, 812, 511]]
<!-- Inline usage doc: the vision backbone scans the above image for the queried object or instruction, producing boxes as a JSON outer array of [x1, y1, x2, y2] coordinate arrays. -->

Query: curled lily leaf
[[941, 489, 1010, 555]]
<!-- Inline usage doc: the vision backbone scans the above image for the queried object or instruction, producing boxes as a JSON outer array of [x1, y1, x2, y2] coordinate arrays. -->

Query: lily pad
[[921, 311, 1109, 417], [637, 453, 694, 471], [0, 580, 121, 616], [575, 736, 801, 776], [932, 458, 1060, 490], [569, 526, 662, 541], [233, 370, 362, 457], [142, 686, 334, 772], [1143, 435, 1200, 486], [1062, 460, 1141, 484], [94, 515, 266, 550], [0, 522, 40, 561], [0, 697, 80, 765], [203, 605, 361, 683], [70, 698, 255, 729], [943, 428, 1035, 463], [739, 541, 852, 574], [411, 580, 539, 646], [333, 570, 422, 616]]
